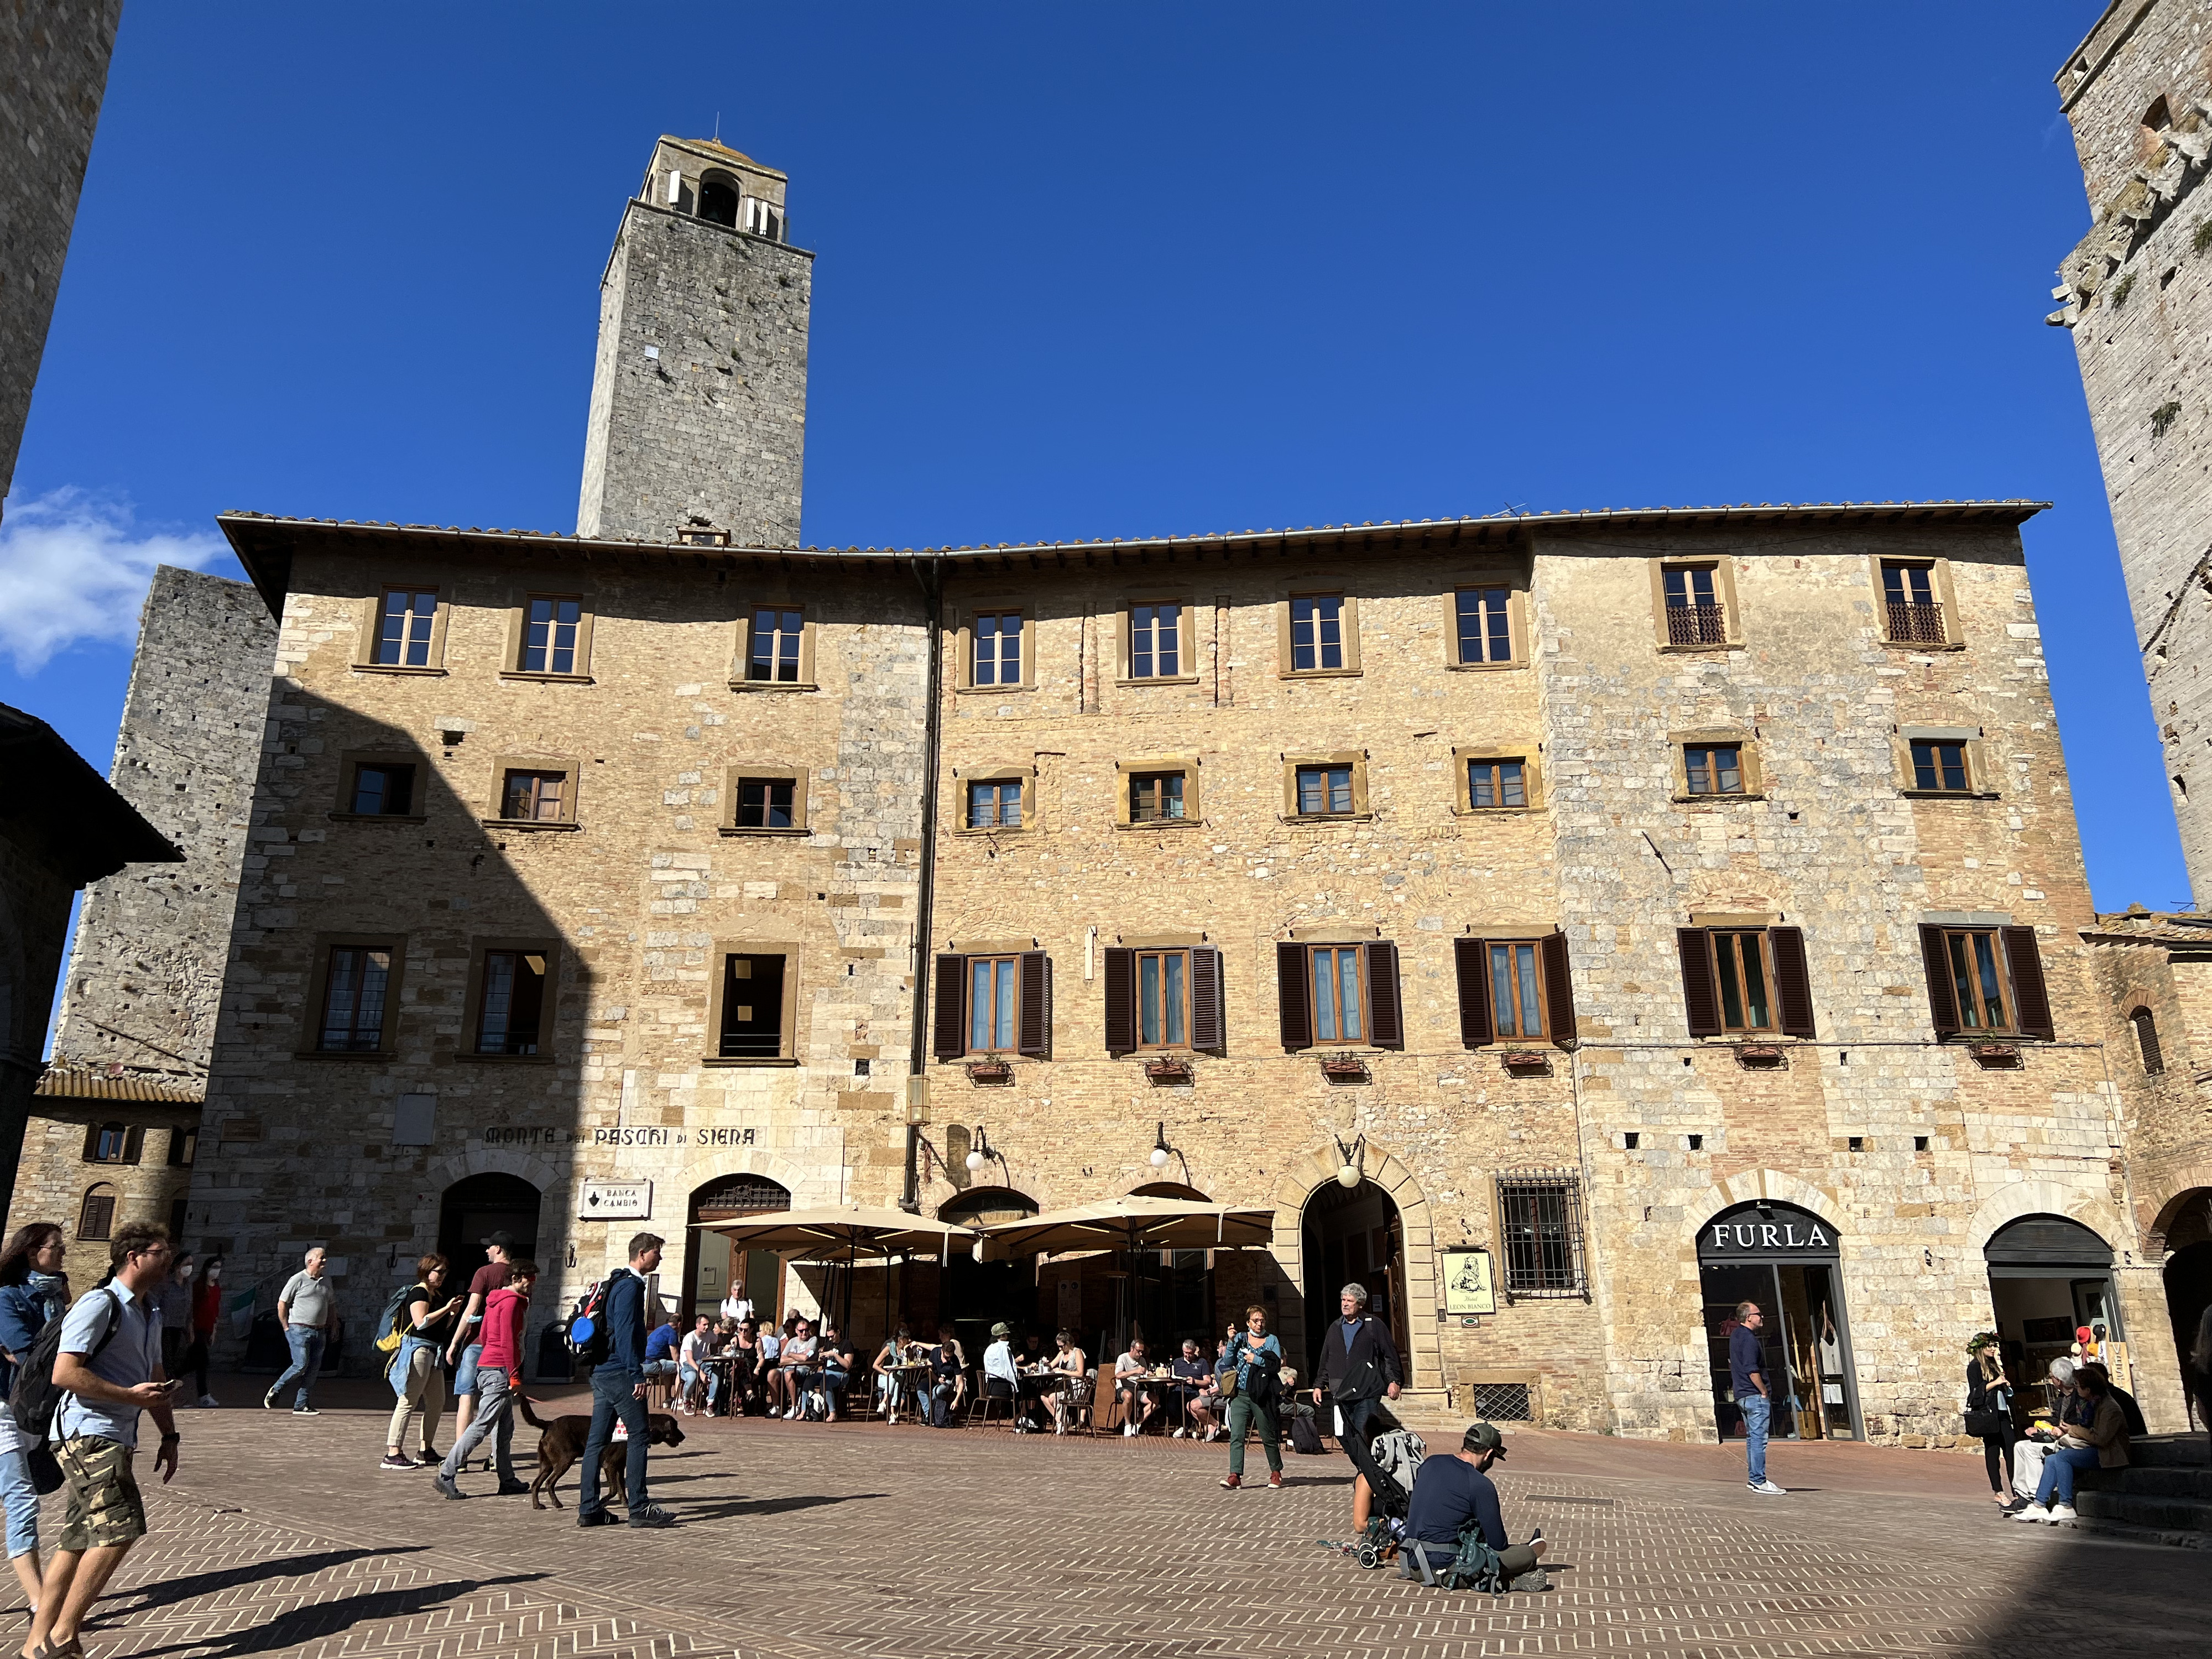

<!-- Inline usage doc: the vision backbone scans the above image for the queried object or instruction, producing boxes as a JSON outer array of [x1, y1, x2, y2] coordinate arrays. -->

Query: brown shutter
[[122, 1126, 145, 1165], [932, 954, 966, 1060], [1276, 942, 1313, 1051], [81, 1123, 102, 1161], [1103, 947, 1136, 1054], [1919, 925, 1961, 1036], [1540, 931, 1577, 1046], [2001, 926, 2055, 1040], [1190, 947, 1224, 1052], [1366, 941, 1404, 1049], [1453, 938, 1493, 1049], [1018, 950, 1051, 1058], [1768, 926, 1815, 1040], [1677, 928, 1721, 1038]]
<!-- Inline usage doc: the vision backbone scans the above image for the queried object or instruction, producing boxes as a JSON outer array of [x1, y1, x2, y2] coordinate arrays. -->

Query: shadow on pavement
[[677, 1492, 887, 1524], [124, 1573, 551, 1659], [94, 1547, 426, 1621]]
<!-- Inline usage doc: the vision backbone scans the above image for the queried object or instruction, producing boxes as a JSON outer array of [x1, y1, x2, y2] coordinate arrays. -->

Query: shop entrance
[[2160, 1190, 2212, 1430], [1697, 1202, 1861, 1442], [436, 1173, 542, 1288], [1984, 1214, 2121, 1387], [938, 1187, 1039, 1360], [686, 1174, 791, 1323], [1301, 1178, 1408, 1378]]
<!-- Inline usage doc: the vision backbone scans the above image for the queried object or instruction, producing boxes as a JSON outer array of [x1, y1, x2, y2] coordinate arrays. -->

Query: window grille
[[695, 1174, 788, 1213], [2131, 1006, 2164, 1074], [1495, 1169, 1588, 1300], [1466, 1381, 1533, 1422]]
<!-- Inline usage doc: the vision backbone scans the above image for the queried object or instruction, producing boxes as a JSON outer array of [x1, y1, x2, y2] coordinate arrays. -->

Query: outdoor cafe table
[[878, 1360, 932, 1421]]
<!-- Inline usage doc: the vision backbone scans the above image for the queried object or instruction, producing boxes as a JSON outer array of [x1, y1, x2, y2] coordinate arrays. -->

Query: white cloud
[[0, 488, 232, 674]]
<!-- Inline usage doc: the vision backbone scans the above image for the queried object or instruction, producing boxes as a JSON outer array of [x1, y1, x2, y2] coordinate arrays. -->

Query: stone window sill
[[719, 825, 810, 838], [701, 1055, 801, 1067], [1446, 660, 1525, 672], [729, 680, 818, 693], [499, 670, 595, 685], [352, 663, 447, 676], [955, 823, 1032, 836], [1280, 812, 1373, 825], [1900, 789, 2000, 801], [481, 818, 582, 832], [1671, 792, 1765, 804], [1451, 805, 1541, 817], [1114, 675, 1201, 688], [1277, 667, 1361, 680], [953, 683, 1034, 696], [1656, 642, 1740, 655], [296, 1048, 394, 1062], [327, 812, 427, 825], [1880, 639, 1965, 653], [456, 1051, 556, 1065], [1115, 817, 1204, 831]]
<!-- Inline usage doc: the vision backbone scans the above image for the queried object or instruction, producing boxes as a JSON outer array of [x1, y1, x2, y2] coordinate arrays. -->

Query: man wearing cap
[[444, 1233, 515, 1465], [983, 1322, 1020, 1420], [1401, 1423, 1548, 1588]]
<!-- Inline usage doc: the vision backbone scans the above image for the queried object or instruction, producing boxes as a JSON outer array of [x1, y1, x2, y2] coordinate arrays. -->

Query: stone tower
[[576, 135, 811, 546], [2049, 0, 2212, 902]]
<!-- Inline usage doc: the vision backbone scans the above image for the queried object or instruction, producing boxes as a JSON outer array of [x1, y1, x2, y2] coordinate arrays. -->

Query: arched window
[[698, 173, 739, 228], [938, 1186, 1039, 1227], [78, 1183, 117, 1243], [1130, 1181, 1209, 1202], [2131, 1006, 2165, 1074]]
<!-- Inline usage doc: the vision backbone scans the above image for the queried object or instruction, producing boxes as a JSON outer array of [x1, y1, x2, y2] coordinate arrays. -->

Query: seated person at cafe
[[724, 1318, 766, 1415], [873, 1324, 919, 1420], [926, 1327, 966, 1427], [1401, 1423, 1548, 1587], [1116, 1338, 1162, 1438], [774, 1317, 821, 1419], [677, 1314, 714, 1415], [816, 1322, 854, 1421], [1044, 1329, 1089, 1434], [1171, 1338, 1220, 1441], [643, 1313, 680, 1380], [983, 1322, 1022, 1426]]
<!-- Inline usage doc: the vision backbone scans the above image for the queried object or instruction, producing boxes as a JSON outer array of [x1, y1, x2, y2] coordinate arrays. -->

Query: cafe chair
[[1089, 1363, 1124, 1437], [967, 1380, 1020, 1430]]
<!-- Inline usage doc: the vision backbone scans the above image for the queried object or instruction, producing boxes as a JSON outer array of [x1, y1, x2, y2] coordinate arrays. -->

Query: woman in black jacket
[[1965, 1332, 2014, 1508]]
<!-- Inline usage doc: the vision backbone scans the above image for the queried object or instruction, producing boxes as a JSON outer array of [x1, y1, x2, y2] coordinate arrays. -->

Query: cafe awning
[[978, 1196, 1276, 1260], [696, 1204, 980, 1259]]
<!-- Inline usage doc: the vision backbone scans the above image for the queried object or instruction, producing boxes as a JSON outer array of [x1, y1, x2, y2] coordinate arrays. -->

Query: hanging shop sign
[[1442, 1247, 1496, 1315], [1698, 1202, 1840, 1260], [578, 1179, 654, 1220]]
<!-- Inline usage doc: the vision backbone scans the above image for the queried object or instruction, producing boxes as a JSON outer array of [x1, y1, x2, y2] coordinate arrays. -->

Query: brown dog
[[517, 1395, 685, 1510]]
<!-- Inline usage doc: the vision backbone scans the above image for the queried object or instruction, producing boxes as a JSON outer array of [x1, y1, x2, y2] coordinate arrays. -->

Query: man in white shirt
[[1116, 1338, 1161, 1438], [982, 1321, 1021, 1427], [719, 1289, 754, 1324], [32, 1222, 181, 1659]]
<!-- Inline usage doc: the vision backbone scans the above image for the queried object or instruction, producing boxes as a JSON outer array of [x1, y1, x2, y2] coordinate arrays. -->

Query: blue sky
[[1, 1, 2184, 909]]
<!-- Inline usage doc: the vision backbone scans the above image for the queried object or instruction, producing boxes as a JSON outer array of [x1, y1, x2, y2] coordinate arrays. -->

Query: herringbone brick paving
[[18, 1397, 2204, 1659]]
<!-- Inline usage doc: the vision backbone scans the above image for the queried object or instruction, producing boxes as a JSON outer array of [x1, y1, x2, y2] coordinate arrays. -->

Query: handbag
[[1964, 1406, 2009, 1438]]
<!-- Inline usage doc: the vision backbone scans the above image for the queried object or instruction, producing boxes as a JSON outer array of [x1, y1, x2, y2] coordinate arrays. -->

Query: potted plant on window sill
[[965, 1057, 1014, 1084], [1965, 1040, 2021, 1067], [1319, 1051, 1369, 1081], [1499, 1048, 1552, 1074], [1734, 1042, 1787, 1068], [1142, 1056, 1194, 1084]]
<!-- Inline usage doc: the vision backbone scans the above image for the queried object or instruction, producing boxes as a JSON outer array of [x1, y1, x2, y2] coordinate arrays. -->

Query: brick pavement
[[20, 1391, 2205, 1659]]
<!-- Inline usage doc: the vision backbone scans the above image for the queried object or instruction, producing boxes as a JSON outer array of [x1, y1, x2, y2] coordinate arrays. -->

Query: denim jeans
[[2035, 1444, 2100, 1506], [579, 1370, 651, 1520], [271, 1325, 325, 1408], [0, 1442, 39, 1558], [440, 1366, 517, 1484], [1740, 1392, 1771, 1485]]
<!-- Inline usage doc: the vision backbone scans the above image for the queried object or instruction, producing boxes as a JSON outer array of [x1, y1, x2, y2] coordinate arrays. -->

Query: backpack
[[373, 1284, 418, 1354], [8, 1287, 124, 1441], [1291, 1410, 1327, 1455], [565, 1276, 613, 1366], [1371, 1427, 1427, 1491]]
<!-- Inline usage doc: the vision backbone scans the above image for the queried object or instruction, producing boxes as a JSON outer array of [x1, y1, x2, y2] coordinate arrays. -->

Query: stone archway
[[1267, 1141, 1437, 1390], [1964, 1180, 2127, 1255]]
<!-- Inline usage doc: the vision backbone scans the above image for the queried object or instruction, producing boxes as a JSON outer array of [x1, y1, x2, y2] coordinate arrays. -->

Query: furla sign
[[1698, 1202, 1839, 1260]]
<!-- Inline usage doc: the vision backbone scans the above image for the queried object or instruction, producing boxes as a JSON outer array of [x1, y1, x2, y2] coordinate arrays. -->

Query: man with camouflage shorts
[[29, 1222, 181, 1659]]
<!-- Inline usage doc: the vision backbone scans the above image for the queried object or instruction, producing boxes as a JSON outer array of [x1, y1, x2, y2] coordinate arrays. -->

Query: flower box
[[1734, 1043, 1787, 1069], [965, 1058, 1014, 1084], [1319, 1054, 1369, 1081], [1143, 1057, 1193, 1084], [1500, 1049, 1552, 1073], [1967, 1041, 2021, 1068]]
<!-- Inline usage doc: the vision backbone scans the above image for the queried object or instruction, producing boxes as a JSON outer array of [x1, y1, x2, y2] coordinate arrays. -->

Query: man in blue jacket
[[577, 1234, 677, 1528], [1731, 1301, 1786, 1496]]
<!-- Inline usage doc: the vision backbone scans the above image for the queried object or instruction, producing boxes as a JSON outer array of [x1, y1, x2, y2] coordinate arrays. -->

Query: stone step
[[2111, 1465, 2212, 1501], [2052, 1511, 2212, 1550], [2129, 1433, 2210, 1469], [2073, 1489, 2212, 1531]]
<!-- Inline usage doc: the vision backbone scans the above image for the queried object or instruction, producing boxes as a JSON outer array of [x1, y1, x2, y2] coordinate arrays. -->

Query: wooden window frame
[[1706, 929, 1780, 1034], [1453, 749, 1542, 814], [1895, 726, 1996, 799], [299, 933, 407, 1058], [1133, 947, 1194, 1051], [952, 603, 1035, 693], [356, 583, 450, 674], [1114, 755, 1202, 830], [703, 941, 804, 1066], [1276, 591, 1362, 679], [1867, 555, 1964, 650], [964, 954, 1022, 1055], [1444, 582, 1525, 670], [1927, 926, 2025, 1037], [1670, 729, 1764, 801], [721, 764, 811, 837], [1916, 921, 2053, 1040], [77, 1184, 117, 1244], [1650, 559, 1740, 652], [82, 1121, 140, 1165], [1677, 921, 1817, 1040], [1119, 596, 1201, 686], [731, 603, 819, 692], [1453, 932, 1577, 1049], [1276, 936, 1402, 1051], [332, 750, 427, 823], [500, 592, 596, 682], [1307, 943, 1370, 1045], [485, 755, 581, 829], [457, 937, 561, 1065], [933, 947, 1052, 1061], [166, 1126, 198, 1167], [952, 764, 1037, 833], [1280, 750, 1370, 822], [1103, 940, 1223, 1056]]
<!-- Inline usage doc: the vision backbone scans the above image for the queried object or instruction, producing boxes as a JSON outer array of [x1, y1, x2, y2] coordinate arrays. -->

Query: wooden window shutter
[[1018, 951, 1052, 1058], [1366, 941, 1405, 1049], [1677, 928, 1721, 1039], [1918, 925, 1961, 1036], [932, 954, 966, 1061], [1768, 926, 1816, 1040], [1190, 947, 1225, 1052], [1276, 942, 1313, 1051], [1103, 947, 1136, 1054], [1453, 937, 1493, 1048], [81, 1123, 101, 1162], [2001, 926, 2055, 1040], [1540, 931, 1577, 1045], [122, 1126, 145, 1165]]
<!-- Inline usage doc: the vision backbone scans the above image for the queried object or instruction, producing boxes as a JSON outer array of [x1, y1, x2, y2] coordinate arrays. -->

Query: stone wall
[[0, 0, 121, 505]]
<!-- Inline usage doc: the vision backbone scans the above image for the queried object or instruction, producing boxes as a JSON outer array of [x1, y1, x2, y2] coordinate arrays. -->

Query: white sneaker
[[197, 1394, 220, 1409], [2012, 1503, 2051, 1523], [2046, 1503, 2077, 1524], [1748, 1479, 1786, 1495], [1171, 1426, 1186, 1439], [784, 1406, 799, 1420], [1124, 1422, 1136, 1438]]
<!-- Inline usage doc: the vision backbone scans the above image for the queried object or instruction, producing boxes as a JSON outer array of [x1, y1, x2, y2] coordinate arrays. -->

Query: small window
[[1136, 949, 1190, 1049], [349, 762, 416, 816], [1495, 1172, 1587, 1297], [84, 1122, 133, 1164], [1455, 587, 1512, 664], [748, 608, 805, 683], [967, 956, 1019, 1054], [1130, 771, 1186, 822], [1129, 603, 1182, 679], [166, 1127, 198, 1168], [1684, 744, 1743, 796], [77, 1185, 117, 1244], [1709, 931, 1775, 1033], [474, 950, 549, 1055], [1882, 563, 1945, 645], [1295, 765, 1355, 816], [1940, 928, 2010, 1033], [1910, 740, 1971, 792], [967, 779, 1023, 829], [736, 777, 797, 829], [719, 953, 788, 1058], [520, 596, 582, 674], [677, 525, 730, 547], [375, 589, 439, 666], [1468, 759, 1527, 810], [1662, 566, 1726, 646], [319, 945, 393, 1051], [1288, 594, 1344, 672], [500, 769, 567, 822], [1310, 944, 1367, 1043], [1486, 941, 1548, 1039], [972, 612, 1023, 686], [2131, 1006, 2164, 1074]]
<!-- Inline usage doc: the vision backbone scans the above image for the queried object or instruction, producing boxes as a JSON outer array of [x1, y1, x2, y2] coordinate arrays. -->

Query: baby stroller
[[1353, 1429, 1427, 1568]]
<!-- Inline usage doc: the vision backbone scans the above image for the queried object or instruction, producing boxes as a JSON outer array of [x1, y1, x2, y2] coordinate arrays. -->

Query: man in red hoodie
[[435, 1260, 535, 1499]]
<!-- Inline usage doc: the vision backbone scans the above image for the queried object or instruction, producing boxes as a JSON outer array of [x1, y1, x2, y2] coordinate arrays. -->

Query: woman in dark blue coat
[[0, 1222, 72, 1617]]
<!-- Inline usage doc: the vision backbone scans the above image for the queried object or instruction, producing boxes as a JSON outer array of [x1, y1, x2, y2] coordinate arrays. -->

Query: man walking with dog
[[577, 1234, 677, 1529], [1313, 1281, 1402, 1526], [435, 1260, 536, 1499]]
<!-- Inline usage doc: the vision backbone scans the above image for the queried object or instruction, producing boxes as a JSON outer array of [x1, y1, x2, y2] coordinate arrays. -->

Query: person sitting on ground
[[1115, 1338, 1162, 1439], [1400, 1422, 1548, 1588], [817, 1323, 854, 1421], [676, 1315, 714, 1416], [2013, 1360, 2131, 1525], [1171, 1339, 1220, 1441], [982, 1322, 1021, 1426], [774, 1318, 820, 1419], [643, 1313, 680, 1384], [1044, 1329, 1090, 1434], [927, 1325, 968, 1427]]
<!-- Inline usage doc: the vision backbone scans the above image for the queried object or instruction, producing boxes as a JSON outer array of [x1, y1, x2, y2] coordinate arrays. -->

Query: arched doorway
[[698, 173, 739, 227], [686, 1174, 791, 1324], [1301, 1179, 1407, 1376], [939, 1187, 1039, 1359], [1985, 1214, 2121, 1389], [436, 1173, 541, 1290], [1696, 1201, 1861, 1442], [2159, 1189, 2212, 1428]]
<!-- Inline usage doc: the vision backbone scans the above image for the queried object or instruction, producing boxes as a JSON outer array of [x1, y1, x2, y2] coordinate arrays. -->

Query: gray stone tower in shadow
[[576, 136, 811, 546]]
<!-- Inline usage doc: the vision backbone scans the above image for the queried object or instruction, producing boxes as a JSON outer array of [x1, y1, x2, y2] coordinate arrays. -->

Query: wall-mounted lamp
[[1334, 1133, 1366, 1190], [966, 1125, 994, 1174], [1150, 1123, 1172, 1171]]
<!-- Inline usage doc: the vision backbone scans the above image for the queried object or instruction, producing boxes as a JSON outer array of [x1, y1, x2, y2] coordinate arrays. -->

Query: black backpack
[[1291, 1410, 1327, 1455], [8, 1287, 123, 1440], [565, 1277, 612, 1366]]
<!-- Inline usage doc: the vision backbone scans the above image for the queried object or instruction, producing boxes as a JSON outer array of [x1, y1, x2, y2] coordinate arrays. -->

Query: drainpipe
[[902, 554, 945, 1212]]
